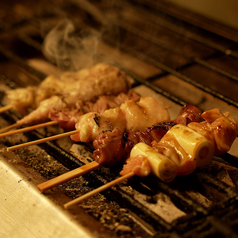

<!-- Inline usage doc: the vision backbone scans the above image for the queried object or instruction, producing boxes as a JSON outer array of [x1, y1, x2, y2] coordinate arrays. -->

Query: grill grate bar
[[128, 0, 238, 44], [0, 45, 46, 81], [0, 22, 42, 52], [110, 63, 186, 106], [182, 215, 238, 238], [118, 0, 238, 59], [103, 37, 238, 108], [141, 175, 209, 216], [113, 19, 238, 84], [196, 170, 238, 199]]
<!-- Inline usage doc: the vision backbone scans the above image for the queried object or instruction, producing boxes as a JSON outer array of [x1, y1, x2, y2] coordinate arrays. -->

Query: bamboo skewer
[[37, 161, 100, 192], [64, 172, 135, 209], [0, 121, 59, 138], [0, 122, 22, 134], [6, 129, 80, 152], [0, 104, 13, 114]]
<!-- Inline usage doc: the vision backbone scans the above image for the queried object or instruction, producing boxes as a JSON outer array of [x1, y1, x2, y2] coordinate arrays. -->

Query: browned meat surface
[[188, 108, 237, 155], [71, 97, 170, 142], [7, 63, 133, 118], [93, 128, 125, 167], [49, 91, 140, 130], [120, 155, 152, 177], [173, 104, 203, 125]]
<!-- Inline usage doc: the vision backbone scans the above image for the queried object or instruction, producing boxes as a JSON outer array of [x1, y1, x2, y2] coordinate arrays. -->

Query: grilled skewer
[[0, 63, 134, 132], [37, 105, 204, 191], [0, 91, 140, 135], [64, 124, 215, 208], [37, 106, 237, 197], [5, 97, 170, 151]]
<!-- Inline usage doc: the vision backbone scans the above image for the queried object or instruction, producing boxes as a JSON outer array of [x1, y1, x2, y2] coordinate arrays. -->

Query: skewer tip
[[37, 161, 100, 193], [63, 172, 135, 209]]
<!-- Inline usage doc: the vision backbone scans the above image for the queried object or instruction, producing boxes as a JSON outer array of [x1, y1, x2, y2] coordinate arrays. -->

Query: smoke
[[42, 19, 100, 71]]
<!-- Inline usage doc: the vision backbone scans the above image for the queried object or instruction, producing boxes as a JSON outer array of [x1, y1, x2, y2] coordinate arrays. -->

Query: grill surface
[[0, 1, 238, 237]]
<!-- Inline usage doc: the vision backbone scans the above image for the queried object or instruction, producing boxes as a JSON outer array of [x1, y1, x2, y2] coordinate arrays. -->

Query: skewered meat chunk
[[93, 128, 125, 167], [49, 91, 140, 130], [188, 108, 237, 155], [71, 97, 170, 142], [72, 107, 127, 143], [6, 63, 133, 115], [18, 95, 68, 125], [120, 155, 152, 177], [173, 104, 203, 125], [120, 97, 169, 132], [6, 75, 60, 115], [123, 122, 177, 156]]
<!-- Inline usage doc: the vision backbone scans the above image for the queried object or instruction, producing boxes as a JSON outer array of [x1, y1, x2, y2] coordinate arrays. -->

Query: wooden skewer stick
[[0, 122, 22, 134], [6, 129, 80, 152], [0, 104, 13, 114], [37, 161, 100, 192], [64, 172, 135, 209], [0, 121, 59, 138]]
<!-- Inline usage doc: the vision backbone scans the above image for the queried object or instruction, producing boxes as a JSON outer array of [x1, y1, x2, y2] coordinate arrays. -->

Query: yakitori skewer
[[5, 96, 171, 151], [36, 106, 237, 209], [37, 161, 100, 192], [1, 63, 134, 133], [64, 125, 216, 209], [64, 172, 135, 209], [0, 90, 140, 137], [0, 121, 59, 138], [0, 104, 13, 114]]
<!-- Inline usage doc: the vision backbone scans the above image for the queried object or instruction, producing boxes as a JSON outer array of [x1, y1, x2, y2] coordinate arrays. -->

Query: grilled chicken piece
[[71, 97, 170, 143], [49, 91, 140, 130], [120, 155, 152, 177], [188, 108, 237, 155], [7, 63, 133, 115], [93, 128, 125, 167], [18, 96, 68, 125]]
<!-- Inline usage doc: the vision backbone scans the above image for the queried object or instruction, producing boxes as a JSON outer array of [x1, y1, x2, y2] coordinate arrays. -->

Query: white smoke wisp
[[42, 19, 100, 71]]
